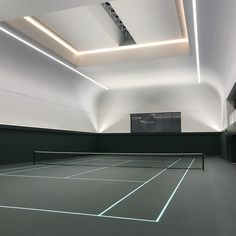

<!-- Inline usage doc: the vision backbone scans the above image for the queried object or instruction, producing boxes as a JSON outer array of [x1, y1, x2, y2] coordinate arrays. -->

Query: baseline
[[0, 205, 156, 223]]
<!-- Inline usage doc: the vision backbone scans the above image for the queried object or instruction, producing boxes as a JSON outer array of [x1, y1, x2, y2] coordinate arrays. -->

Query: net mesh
[[33, 152, 204, 170]]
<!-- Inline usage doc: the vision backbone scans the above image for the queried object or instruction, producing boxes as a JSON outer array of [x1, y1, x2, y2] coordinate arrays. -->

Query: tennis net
[[33, 151, 205, 170]]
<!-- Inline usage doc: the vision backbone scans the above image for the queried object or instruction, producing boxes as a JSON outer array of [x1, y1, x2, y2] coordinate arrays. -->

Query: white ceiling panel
[[0, 0, 106, 21], [111, 0, 182, 43], [37, 5, 121, 51]]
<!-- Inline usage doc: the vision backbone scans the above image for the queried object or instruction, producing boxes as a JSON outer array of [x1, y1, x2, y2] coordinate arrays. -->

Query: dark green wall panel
[[98, 133, 221, 156], [0, 124, 222, 165], [0, 125, 98, 164], [224, 133, 236, 163]]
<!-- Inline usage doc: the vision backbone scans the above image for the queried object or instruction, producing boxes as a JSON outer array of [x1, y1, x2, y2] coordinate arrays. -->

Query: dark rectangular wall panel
[[224, 122, 236, 162], [230, 135, 236, 162], [98, 133, 221, 156], [0, 124, 222, 165], [0, 124, 98, 164], [131, 112, 181, 133]]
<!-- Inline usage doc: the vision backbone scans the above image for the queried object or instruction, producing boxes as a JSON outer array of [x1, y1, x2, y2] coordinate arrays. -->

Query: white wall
[[197, 0, 236, 129], [0, 29, 102, 132], [1, 0, 231, 134], [1, 24, 222, 134], [97, 83, 221, 133]]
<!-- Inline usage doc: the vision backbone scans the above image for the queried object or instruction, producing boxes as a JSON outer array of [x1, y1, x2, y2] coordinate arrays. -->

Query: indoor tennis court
[[0, 154, 235, 235], [1, 0, 236, 235]]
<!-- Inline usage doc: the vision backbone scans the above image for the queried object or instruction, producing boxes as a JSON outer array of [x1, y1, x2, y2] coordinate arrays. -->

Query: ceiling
[[35, 0, 185, 51], [0, 0, 106, 21], [37, 5, 121, 51], [111, 0, 183, 44], [1, 0, 199, 90], [1, 0, 235, 131]]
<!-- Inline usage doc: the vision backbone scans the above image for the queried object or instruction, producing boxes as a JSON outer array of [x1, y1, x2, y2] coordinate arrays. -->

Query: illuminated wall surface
[[0, 28, 223, 133], [2, 0, 236, 133], [0, 30, 101, 133], [97, 85, 221, 133]]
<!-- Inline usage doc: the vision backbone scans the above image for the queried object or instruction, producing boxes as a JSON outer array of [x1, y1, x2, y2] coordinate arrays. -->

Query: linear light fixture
[[0, 25, 108, 90], [177, 0, 188, 38], [192, 0, 201, 83], [78, 38, 189, 55], [23, 16, 188, 57], [24, 16, 78, 55]]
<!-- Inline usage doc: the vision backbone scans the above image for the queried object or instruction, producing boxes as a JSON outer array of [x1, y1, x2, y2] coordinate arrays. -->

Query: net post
[[33, 151, 36, 165], [202, 153, 205, 171]]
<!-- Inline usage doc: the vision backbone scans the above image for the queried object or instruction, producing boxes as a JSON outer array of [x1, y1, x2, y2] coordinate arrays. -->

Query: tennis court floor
[[0, 156, 235, 236]]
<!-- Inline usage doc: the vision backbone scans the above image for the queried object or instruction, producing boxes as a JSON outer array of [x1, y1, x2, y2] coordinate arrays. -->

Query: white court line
[[0, 158, 110, 176], [0, 159, 172, 174], [82, 159, 133, 162], [64, 160, 134, 178], [0, 205, 156, 223], [71, 177, 143, 183], [80, 159, 175, 162], [101, 214, 155, 223], [2, 174, 144, 183], [64, 166, 110, 178], [54, 157, 100, 164], [49, 158, 132, 166], [0, 165, 59, 176], [109, 160, 133, 167], [98, 158, 182, 216], [0, 158, 100, 174], [0, 165, 35, 173], [155, 158, 195, 222], [0, 159, 196, 223], [66, 159, 134, 165]]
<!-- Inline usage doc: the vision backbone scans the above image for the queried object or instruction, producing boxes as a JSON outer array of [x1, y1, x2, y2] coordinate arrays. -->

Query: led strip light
[[3, 0, 194, 86], [192, 0, 201, 83], [78, 38, 189, 55], [0, 25, 108, 90], [23, 17, 189, 56], [24, 16, 78, 55]]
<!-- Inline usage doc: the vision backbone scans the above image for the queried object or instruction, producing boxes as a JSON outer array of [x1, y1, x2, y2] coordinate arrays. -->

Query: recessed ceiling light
[[23, 16, 189, 58]]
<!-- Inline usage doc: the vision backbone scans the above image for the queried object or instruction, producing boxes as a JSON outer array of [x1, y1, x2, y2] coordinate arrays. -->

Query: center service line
[[99, 158, 182, 216], [64, 160, 133, 178], [156, 158, 195, 222]]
